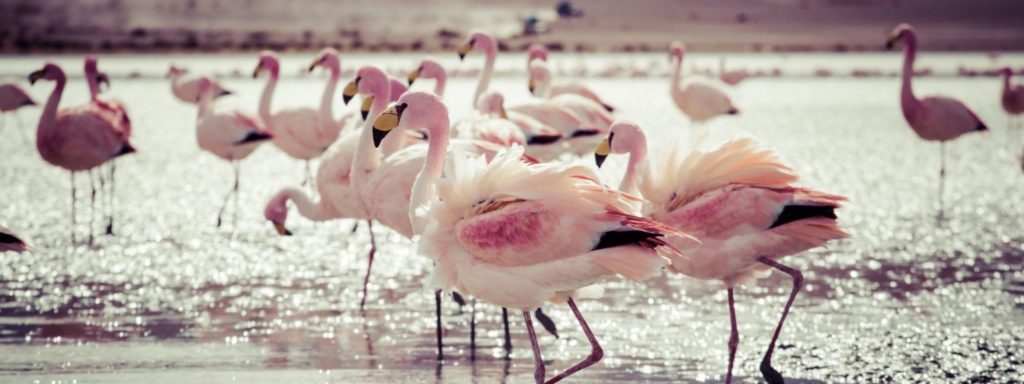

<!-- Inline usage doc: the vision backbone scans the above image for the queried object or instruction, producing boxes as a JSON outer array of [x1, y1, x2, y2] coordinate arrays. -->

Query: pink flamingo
[[886, 24, 988, 214], [254, 51, 339, 186], [84, 55, 132, 236], [527, 43, 616, 112], [718, 57, 749, 86], [407, 59, 448, 96], [594, 121, 847, 384], [669, 42, 739, 123], [1002, 67, 1024, 143], [167, 65, 232, 104], [195, 77, 273, 226], [528, 59, 614, 130], [0, 226, 29, 253], [29, 63, 136, 244], [0, 82, 36, 142], [371, 92, 686, 383]]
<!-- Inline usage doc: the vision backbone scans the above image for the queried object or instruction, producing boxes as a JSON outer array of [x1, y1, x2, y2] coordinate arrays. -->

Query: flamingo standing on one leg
[[194, 77, 274, 226], [0, 226, 29, 253], [29, 63, 136, 245], [1001, 67, 1024, 147], [886, 24, 988, 216], [371, 92, 686, 383], [0, 82, 36, 143], [167, 65, 232, 104], [527, 43, 615, 112], [668, 42, 739, 124], [594, 121, 848, 384], [84, 55, 132, 236]]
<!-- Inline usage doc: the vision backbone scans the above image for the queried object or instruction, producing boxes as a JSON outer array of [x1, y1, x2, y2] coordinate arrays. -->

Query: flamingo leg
[[232, 162, 240, 227], [359, 220, 376, 312], [215, 162, 238, 227], [88, 170, 96, 246], [938, 141, 946, 219], [469, 298, 477, 360], [350, 221, 359, 233], [70, 172, 77, 244], [523, 309, 546, 384], [106, 162, 116, 235], [725, 288, 739, 384], [502, 307, 512, 356], [545, 298, 603, 384], [756, 256, 804, 384], [435, 289, 444, 360]]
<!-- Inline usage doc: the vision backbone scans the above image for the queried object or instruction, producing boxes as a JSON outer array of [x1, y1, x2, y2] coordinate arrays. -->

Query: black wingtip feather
[[570, 129, 601, 138], [593, 230, 662, 251], [976, 122, 988, 131], [770, 205, 837, 229], [0, 233, 23, 245], [237, 131, 273, 145], [534, 308, 559, 339], [526, 134, 562, 145]]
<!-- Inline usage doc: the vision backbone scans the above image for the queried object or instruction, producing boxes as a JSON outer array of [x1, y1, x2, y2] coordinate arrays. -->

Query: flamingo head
[[1001, 67, 1014, 78], [886, 23, 915, 50], [167, 65, 186, 79], [458, 30, 495, 61], [527, 43, 548, 64], [669, 41, 685, 63], [528, 60, 552, 96], [596, 120, 644, 168], [253, 50, 280, 79], [28, 63, 64, 85], [343, 66, 388, 105], [389, 78, 408, 102], [309, 48, 340, 74], [409, 59, 444, 86], [263, 191, 293, 236], [373, 92, 445, 148], [476, 90, 508, 119]]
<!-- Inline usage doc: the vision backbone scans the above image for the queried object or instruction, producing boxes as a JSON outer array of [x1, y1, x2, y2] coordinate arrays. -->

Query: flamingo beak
[[458, 40, 474, 61], [28, 69, 44, 85], [499, 104, 509, 120], [885, 33, 899, 50], [528, 78, 535, 94], [308, 57, 323, 72], [372, 104, 404, 148], [407, 67, 420, 86], [252, 63, 264, 78], [342, 77, 360, 104], [98, 73, 110, 90], [360, 96, 374, 120], [273, 222, 292, 236], [594, 134, 613, 168]]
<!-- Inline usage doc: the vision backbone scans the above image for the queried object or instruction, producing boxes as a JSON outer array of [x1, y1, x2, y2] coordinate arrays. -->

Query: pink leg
[[359, 220, 376, 312], [757, 256, 804, 384], [726, 288, 739, 384], [523, 309, 546, 384], [545, 298, 603, 384]]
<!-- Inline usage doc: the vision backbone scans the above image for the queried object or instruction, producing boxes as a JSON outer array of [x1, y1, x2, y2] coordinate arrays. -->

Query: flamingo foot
[[534, 308, 559, 338], [544, 298, 603, 384], [760, 358, 785, 384]]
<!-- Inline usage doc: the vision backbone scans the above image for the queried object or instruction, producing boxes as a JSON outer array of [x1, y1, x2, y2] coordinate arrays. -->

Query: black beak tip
[[407, 79, 414, 86], [284, 229, 293, 236], [595, 155, 607, 168], [885, 41, 894, 50], [343, 95, 353, 105], [372, 129, 387, 148], [219, 89, 232, 97], [458, 53, 466, 61], [361, 110, 370, 120]]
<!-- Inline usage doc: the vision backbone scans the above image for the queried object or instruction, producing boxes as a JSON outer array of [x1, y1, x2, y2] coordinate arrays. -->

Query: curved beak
[[407, 68, 420, 86], [342, 77, 359, 104], [594, 136, 612, 168], [885, 33, 899, 50], [458, 40, 473, 61], [98, 72, 110, 90], [28, 69, 44, 85], [372, 104, 404, 148], [499, 103, 509, 120], [528, 78, 535, 95], [218, 88, 233, 98], [360, 96, 374, 120], [273, 222, 292, 236], [252, 63, 264, 78], [308, 57, 323, 72]]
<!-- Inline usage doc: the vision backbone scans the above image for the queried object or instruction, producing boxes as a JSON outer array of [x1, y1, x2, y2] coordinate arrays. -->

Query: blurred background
[[3, 0, 1024, 53]]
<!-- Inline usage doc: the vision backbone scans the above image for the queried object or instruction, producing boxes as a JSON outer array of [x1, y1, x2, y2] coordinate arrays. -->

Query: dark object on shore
[[557, 1, 584, 18], [523, 16, 548, 36]]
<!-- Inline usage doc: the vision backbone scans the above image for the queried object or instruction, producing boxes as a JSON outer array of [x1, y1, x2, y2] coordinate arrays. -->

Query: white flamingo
[[669, 42, 739, 123], [527, 43, 616, 112], [167, 65, 232, 104]]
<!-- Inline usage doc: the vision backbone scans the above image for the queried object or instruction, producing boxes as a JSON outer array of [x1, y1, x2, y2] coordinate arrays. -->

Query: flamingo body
[[0, 83, 35, 112], [168, 65, 231, 104], [669, 42, 738, 123]]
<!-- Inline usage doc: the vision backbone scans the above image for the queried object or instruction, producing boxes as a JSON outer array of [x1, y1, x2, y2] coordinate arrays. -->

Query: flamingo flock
[[3, 22, 1019, 384]]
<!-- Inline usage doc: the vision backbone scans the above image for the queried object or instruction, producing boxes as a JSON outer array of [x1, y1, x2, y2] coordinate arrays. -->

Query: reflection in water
[[0, 55, 1023, 382]]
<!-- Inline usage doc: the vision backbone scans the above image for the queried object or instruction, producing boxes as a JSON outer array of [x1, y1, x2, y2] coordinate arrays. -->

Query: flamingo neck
[[350, 84, 392, 186], [282, 187, 335, 221], [197, 89, 214, 118], [258, 70, 279, 122], [320, 69, 340, 126], [409, 114, 450, 234], [38, 73, 66, 143], [899, 34, 921, 122], [671, 54, 684, 94], [1004, 71, 1013, 96], [619, 137, 647, 196], [86, 70, 100, 100], [434, 72, 447, 97], [473, 48, 496, 108]]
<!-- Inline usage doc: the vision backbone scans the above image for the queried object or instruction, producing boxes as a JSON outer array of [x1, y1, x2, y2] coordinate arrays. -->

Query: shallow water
[[1, 54, 1023, 383]]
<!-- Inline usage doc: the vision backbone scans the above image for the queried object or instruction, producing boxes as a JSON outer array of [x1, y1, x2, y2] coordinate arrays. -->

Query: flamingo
[[29, 63, 136, 245], [84, 55, 132, 236], [167, 65, 232, 104], [0, 226, 28, 253], [528, 59, 615, 130], [886, 23, 988, 215], [718, 57, 749, 86], [594, 121, 848, 384], [194, 77, 273, 226], [1001, 67, 1024, 144], [460, 31, 602, 157], [371, 92, 685, 383], [527, 43, 616, 112], [669, 42, 739, 123], [407, 59, 447, 96], [253, 50, 338, 186], [0, 81, 36, 142]]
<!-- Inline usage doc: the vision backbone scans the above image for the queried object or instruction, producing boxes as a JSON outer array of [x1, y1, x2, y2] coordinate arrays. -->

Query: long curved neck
[[38, 74, 66, 143], [619, 138, 647, 196], [409, 115, 450, 234], [1004, 72, 1013, 96], [900, 34, 921, 118], [86, 71, 100, 100], [473, 47, 496, 108], [258, 70, 278, 122], [434, 72, 447, 97], [671, 54, 683, 94], [320, 69, 340, 124], [197, 89, 214, 118], [285, 188, 335, 221], [350, 86, 392, 185]]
